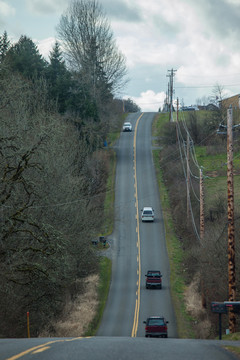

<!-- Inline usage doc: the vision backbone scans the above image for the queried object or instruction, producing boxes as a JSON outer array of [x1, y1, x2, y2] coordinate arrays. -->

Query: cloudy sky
[[1, 0, 240, 111]]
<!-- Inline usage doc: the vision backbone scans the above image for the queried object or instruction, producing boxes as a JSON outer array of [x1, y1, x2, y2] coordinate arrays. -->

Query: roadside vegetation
[[3, 0, 239, 341], [0, 0, 140, 338], [153, 148, 195, 338], [153, 108, 240, 339]]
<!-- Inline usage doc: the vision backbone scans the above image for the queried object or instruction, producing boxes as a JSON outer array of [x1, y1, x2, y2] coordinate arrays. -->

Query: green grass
[[194, 145, 240, 213], [222, 333, 240, 355], [195, 149, 227, 171], [153, 113, 240, 339], [152, 113, 197, 338], [153, 149, 196, 338], [107, 131, 120, 146], [101, 115, 129, 236], [152, 112, 169, 139], [194, 144, 240, 175], [106, 113, 128, 147], [224, 346, 240, 356], [102, 149, 116, 236], [84, 257, 112, 336], [222, 332, 240, 341], [85, 123, 123, 336]]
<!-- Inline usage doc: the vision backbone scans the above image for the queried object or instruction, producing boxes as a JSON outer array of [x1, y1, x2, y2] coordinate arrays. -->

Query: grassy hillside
[[153, 109, 240, 338]]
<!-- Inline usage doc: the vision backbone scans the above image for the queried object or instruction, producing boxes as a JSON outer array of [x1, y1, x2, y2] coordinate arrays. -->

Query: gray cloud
[[28, 0, 143, 22], [26, 0, 68, 15], [100, 0, 142, 22], [152, 15, 181, 40], [192, 0, 240, 42], [5, 0, 240, 111]]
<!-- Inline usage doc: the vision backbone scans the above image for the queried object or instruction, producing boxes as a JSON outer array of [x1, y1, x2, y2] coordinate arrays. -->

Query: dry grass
[[184, 274, 212, 339], [185, 275, 205, 317], [40, 274, 99, 337]]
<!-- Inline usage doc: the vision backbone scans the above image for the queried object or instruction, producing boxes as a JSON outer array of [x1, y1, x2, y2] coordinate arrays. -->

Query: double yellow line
[[131, 113, 143, 337]]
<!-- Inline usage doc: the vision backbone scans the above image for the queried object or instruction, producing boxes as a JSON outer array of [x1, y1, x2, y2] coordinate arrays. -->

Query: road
[[98, 112, 177, 337], [1, 112, 240, 360], [2, 337, 240, 360]]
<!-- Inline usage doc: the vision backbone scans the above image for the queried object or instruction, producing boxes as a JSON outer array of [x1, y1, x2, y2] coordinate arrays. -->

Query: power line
[[176, 83, 240, 89], [175, 121, 199, 238]]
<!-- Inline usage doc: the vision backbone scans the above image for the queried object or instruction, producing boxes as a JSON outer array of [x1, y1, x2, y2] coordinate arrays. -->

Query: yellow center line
[[31, 347, 50, 354], [131, 112, 144, 337], [5, 337, 86, 360]]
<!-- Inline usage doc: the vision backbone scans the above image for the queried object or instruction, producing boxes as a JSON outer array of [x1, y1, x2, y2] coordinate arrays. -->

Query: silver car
[[141, 207, 154, 222], [122, 122, 132, 132]]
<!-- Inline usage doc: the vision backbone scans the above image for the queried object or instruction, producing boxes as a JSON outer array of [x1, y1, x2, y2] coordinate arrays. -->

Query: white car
[[122, 122, 132, 132], [141, 207, 155, 222]]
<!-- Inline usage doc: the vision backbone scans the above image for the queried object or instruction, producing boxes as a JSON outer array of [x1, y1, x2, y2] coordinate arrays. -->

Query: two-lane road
[[2, 113, 239, 360], [136, 113, 178, 338], [98, 112, 177, 337], [2, 337, 240, 360]]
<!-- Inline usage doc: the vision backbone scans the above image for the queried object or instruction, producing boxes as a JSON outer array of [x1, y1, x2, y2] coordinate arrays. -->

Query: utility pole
[[176, 98, 179, 144], [200, 167, 206, 308], [177, 97, 179, 123], [186, 132, 190, 224], [227, 106, 236, 333], [167, 83, 170, 112], [200, 167, 204, 241], [167, 69, 177, 121]]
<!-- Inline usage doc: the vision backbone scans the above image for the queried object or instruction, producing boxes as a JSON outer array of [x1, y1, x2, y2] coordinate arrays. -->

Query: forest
[[0, 0, 139, 337]]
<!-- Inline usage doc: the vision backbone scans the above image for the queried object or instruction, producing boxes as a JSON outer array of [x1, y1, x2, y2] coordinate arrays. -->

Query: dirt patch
[[184, 273, 212, 339], [40, 274, 99, 337]]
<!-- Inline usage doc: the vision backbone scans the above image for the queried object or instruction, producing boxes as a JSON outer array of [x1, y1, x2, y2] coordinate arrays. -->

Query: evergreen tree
[[6, 35, 47, 79], [0, 31, 11, 62], [46, 41, 72, 113], [67, 78, 99, 120]]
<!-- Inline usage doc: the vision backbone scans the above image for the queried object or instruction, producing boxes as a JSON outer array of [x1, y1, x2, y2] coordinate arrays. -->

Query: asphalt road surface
[[1, 113, 240, 360], [2, 337, 240, 360], [98, 112, 177, 337]]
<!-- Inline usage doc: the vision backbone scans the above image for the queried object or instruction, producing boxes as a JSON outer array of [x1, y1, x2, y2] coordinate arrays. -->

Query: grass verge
[[85, 124, 122, 335], [152, 113, 196, 338], [224, 346, 240, 357], [152, 149, 195, 338], [102, 149, 116, 236], [84, 257, 112, 336]]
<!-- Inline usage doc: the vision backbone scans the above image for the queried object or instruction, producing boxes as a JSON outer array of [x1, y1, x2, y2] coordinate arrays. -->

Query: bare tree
[[0, 67, 106, 336], [57, 0, 128, 97], [211, 83, 227, 106]]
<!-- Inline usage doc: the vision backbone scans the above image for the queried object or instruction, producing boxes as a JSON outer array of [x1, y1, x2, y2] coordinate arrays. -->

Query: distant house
[[198, 103, 219, 111], [181, 105, 199, 111], [219, 94, 240, 110]]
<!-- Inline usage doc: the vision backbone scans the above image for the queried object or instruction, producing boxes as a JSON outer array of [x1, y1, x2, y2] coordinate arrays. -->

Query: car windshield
[[148, 272, 160, 277], [143, 211, 153, 214], [148, 318, 165, 326]]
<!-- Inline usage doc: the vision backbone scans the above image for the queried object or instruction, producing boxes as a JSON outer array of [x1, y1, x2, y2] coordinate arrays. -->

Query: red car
[[145, 270, 162, 289], [143, 316, 169, 338]]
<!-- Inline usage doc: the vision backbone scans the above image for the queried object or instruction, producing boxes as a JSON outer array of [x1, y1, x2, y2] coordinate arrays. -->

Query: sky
[[1, 0, 240, 112]]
